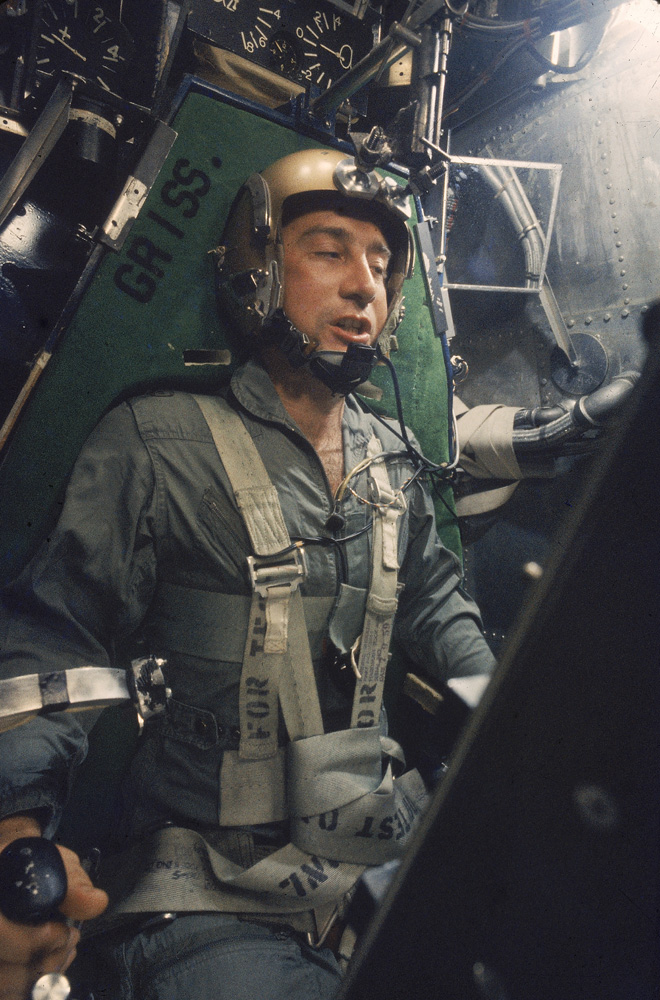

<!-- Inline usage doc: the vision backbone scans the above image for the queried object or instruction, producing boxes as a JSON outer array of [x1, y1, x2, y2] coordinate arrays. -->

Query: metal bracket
[[0, 74, 75, 230], [415, 215, 455, 341], [100, 120, 178, 250], [128, 656, 170, 721]]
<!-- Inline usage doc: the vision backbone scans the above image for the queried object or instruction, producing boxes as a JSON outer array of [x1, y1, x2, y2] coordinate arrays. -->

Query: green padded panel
[[0, 82, 458, 584]]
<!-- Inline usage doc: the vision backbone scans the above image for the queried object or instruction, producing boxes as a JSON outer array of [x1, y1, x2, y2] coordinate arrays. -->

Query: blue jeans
[[72, 914, 343, 1000]]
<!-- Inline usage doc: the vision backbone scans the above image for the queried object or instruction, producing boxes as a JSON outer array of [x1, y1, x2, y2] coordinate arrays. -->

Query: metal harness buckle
[[247, 544, 307, 598]]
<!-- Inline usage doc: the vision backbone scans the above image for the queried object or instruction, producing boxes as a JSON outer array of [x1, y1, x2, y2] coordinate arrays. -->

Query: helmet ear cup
[[214, 180, 283, 353]]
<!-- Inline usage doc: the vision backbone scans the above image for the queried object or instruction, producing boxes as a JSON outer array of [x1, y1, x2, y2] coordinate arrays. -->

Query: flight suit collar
[[229, 359, 372, 470]]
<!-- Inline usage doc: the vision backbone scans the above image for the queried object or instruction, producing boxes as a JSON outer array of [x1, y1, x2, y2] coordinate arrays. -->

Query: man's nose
[[341, 254, 377, 306]]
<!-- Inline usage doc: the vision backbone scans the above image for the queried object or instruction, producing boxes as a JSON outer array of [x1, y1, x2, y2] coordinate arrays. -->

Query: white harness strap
[[350, 434, 406, 731], [193, 395, 323, 760]]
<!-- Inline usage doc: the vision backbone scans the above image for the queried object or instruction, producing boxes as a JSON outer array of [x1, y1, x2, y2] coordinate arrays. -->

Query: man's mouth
[[334, 317, 371, 339]]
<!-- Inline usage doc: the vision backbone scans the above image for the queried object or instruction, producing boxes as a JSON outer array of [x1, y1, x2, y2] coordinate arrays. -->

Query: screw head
[[573, 784, 619, 830]]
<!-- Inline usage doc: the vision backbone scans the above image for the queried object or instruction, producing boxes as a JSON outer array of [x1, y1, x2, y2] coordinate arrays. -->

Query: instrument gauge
[[268, 31, 300, 77], [188, 1, 377, 93], [293, 8, 366, 90], [29, 0, 135, 98]]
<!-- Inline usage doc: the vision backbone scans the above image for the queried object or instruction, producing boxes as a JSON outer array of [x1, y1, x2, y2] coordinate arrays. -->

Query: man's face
[[280, 208, 391, 354]]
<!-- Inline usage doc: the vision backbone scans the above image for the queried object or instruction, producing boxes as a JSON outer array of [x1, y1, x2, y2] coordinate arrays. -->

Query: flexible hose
[[574, 370, 640, 427], [511, 371, 640, 454], [514, 404, 569, 428]]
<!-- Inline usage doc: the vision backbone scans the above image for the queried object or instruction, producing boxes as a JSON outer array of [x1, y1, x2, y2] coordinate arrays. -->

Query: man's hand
[[0, 815, 108, 1000]]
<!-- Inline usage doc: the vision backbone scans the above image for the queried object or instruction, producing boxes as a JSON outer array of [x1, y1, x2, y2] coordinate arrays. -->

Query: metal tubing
[[433, 18, 453, 150], [540, 278, 579, 366], [413, 17, 453, 156]]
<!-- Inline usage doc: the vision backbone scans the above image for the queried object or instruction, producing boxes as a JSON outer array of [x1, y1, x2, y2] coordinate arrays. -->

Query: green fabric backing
[[0, 85, 458, 584]]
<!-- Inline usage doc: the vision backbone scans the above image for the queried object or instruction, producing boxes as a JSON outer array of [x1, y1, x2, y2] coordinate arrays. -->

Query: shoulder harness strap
[[193, 394, 323, 763]]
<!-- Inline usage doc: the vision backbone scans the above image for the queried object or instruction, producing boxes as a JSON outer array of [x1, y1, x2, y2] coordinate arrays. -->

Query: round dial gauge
[[268, 31, 300, 77], [188, 2, 377, 93], [30, 0, 135, 96], [291, 8, 367, 90]]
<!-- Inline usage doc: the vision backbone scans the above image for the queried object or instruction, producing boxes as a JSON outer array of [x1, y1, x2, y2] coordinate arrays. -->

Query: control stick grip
[[0, 837, 67, 924]]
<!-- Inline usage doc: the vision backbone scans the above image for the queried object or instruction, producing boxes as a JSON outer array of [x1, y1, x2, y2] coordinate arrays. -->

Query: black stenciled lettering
[[401, 792, 420, 823], [246, 677, 268, 693], [172, 868, 194, 880], [318, 810, 338, 832], [378, 816, 394, 840], [160, 158, 211, 219], [395, 806, 411, 841], [279, 872, 306, 897], [400, 797, 413, 824], [113, 264, 155, 303], [246, 701, 269, 719], [356, 709, 375, 727], [172, 158, 212, 192], [147, 209, 185, 240], [301, 856, 329, 890], [358, 682, 377, 704], [280, 856, 335, 896], [248, 618, 268, 657], [355, 816, 374, 838], [127, 236, 172, 277], [147, 859, 173, 871], [246, 724, 271, 740]]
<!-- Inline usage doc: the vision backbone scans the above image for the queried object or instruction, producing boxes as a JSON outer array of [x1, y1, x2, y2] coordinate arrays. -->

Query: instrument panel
[[187, 0, 379, 93], [0, 0, 168, 113]]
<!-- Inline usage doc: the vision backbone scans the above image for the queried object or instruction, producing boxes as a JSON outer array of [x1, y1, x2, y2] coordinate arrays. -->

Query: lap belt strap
[[0, 660, 168, 733]]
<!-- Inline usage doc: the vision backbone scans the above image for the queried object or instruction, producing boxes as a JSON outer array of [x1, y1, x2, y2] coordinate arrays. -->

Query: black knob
[[0, 837, 67, 924]]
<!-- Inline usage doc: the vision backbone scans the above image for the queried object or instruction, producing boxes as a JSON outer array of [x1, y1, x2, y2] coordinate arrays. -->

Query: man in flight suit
[[0, 148, 495, 999]]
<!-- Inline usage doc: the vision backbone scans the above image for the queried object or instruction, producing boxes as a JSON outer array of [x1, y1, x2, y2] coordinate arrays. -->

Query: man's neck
[[261, 348, 346, 494], [261, 348, 345, 440]]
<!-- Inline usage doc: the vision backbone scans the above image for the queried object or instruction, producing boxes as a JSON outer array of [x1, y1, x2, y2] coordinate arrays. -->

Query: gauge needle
[[45, 33, 88, 62], [319, 42, 352, 69], [320, 43, 342, 58]]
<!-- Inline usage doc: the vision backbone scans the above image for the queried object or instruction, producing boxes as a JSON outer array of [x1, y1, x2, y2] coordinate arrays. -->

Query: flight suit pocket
[[196, 487, 251, 576], [160, 697, 220, 750]]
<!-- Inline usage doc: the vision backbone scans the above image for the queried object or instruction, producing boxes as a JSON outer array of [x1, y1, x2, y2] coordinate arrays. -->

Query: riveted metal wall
[[443, 3, 660, 647]]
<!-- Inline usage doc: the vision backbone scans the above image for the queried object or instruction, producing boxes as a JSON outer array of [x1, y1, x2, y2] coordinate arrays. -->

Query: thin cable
[[379, 355, 418, 462]]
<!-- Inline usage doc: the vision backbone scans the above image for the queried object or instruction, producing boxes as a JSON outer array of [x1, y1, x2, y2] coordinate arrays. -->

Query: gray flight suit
[[0, 358, 495, 997]]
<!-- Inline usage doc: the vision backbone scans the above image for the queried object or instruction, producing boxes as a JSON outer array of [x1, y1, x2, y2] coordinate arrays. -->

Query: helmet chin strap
[[265, 310, 380, 396]]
